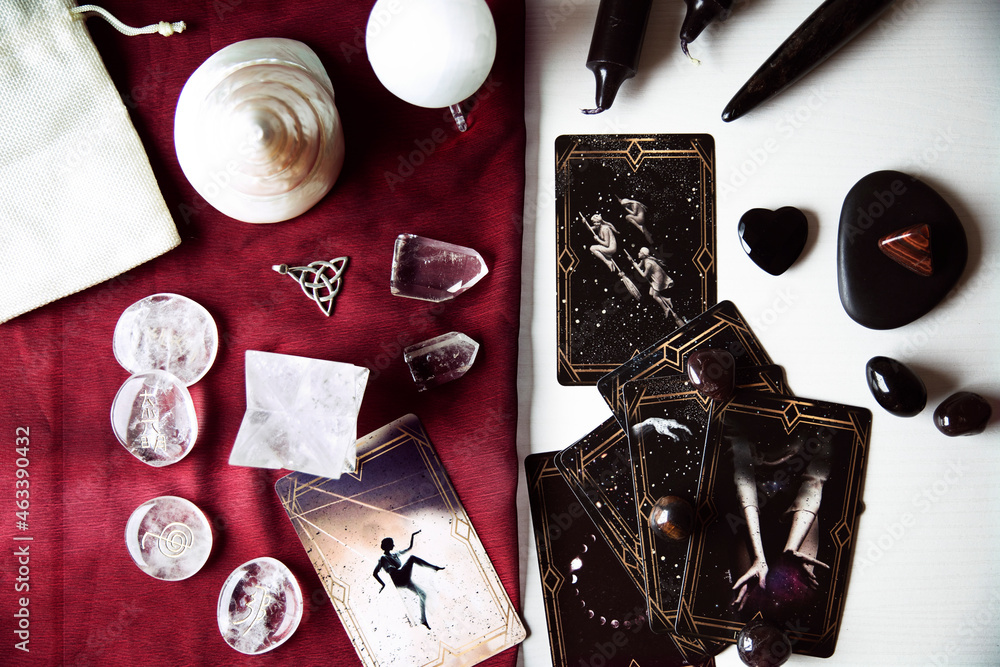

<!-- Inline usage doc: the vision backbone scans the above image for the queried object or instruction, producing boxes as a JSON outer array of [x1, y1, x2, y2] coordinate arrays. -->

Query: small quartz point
[[390, 234, 488, 302], [404, 332, 479, 391], [229, 350, 369, 478]]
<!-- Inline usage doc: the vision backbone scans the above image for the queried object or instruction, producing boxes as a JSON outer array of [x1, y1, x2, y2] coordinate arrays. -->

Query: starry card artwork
[[675, 392, 871, 658], [555, 134, 717, 386], [274, 414, 525, 667], [553, 418, 726, 665], [524, 452, 714, 667], [597, 301, 775, 429], [620, 367, 790, 637]]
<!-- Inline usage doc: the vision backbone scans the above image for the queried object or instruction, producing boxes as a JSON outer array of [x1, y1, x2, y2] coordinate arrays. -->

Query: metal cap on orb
[[365, 0, 497, 132]]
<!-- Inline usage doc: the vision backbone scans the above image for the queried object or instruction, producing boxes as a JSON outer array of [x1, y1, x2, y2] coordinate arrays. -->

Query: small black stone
[[738, 207, 808, 276], [838, 171, 968, 330], [934, 392, 992, 436], [865, 356, 927, 417], [737, 619, 791, 667]]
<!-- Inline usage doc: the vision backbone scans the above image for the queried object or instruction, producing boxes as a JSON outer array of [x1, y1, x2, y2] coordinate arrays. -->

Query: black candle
[[583, 0, 653, 114], [680, 0, 734, 59], [722, 0, 898, 122]]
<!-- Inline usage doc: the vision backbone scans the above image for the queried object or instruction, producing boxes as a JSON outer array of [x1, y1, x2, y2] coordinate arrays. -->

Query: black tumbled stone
[[737, 619, 791, 667], [934, 392, 992, 437], [837, 171, 967, 330], [865, 356, 927, 417]]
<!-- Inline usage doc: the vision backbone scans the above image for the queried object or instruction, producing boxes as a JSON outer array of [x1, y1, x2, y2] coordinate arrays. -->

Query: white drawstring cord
[[70, 4, 186, 37]]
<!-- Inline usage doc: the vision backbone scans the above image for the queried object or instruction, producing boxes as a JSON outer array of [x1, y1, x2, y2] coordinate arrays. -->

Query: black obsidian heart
[[865, 356, 926, 417], [738, 207, 808, 275], [838, 171, 968, 330]]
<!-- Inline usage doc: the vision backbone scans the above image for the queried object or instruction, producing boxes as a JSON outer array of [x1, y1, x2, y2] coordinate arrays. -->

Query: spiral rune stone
[[273, 257, 348, 316]]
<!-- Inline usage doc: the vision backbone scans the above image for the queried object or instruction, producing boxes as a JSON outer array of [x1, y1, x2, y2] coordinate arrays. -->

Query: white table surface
[[514, 1, 1000, 665]]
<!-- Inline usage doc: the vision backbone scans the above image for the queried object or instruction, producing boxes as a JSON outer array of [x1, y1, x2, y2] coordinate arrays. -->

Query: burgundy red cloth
[[0, 1, 524, 664]]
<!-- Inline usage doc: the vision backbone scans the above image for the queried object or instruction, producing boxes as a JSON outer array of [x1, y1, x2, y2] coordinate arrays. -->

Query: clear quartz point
[[390, 234, 488, 302], [403, 331, 479, 391], [229, 351, 369, 479]]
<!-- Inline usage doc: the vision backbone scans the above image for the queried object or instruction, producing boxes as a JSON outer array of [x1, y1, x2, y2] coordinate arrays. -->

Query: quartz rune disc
[[218, 557, 304, 654], [110, 370, 199, 467], [125, 496, 213, 581], [113, 293, 219, 385]]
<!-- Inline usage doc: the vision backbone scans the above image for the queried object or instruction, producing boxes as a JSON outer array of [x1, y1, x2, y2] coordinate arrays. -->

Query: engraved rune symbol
[[232, 586, 276, 636], [136, 389, 166, 453], [142, 522, 195, 558]]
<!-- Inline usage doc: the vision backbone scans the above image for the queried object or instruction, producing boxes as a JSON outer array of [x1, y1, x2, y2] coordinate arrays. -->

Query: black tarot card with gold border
[[597, 301, 774, 427], [525, 452, 713, 667], [556, 134, 717, 386], [676, 392, 871, 658], [620, 367, 790, 637]]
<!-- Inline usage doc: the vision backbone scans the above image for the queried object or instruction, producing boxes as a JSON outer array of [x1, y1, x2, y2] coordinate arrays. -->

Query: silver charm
[[272, 258, 348, 316]]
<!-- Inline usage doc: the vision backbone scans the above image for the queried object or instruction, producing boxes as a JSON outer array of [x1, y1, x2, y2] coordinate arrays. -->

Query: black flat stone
[[865, 356, 926, 417], [838, 171, 968, 330], [738, 207, 808, 276]]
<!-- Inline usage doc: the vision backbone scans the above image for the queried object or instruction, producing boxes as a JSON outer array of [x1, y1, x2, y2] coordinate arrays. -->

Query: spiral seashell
[[174, 38, 345, 223]]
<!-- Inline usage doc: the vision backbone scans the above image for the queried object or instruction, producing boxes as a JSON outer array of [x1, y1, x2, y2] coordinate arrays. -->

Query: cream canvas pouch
[[0, 0, 183, 323]]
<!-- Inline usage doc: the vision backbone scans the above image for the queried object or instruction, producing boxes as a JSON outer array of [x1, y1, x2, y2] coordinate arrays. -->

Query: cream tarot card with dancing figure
[[275, 414, 525, 667]]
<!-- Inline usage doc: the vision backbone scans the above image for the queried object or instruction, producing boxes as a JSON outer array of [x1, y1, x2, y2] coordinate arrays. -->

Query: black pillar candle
[[583, 0, 653, 114], [722, 0, 897, 122], [680, 0, 734, 58]]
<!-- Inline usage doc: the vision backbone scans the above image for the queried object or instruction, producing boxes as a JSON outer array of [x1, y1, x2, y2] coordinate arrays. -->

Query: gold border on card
[[556, 135, 716, 385], [679, 395, 871, 657]]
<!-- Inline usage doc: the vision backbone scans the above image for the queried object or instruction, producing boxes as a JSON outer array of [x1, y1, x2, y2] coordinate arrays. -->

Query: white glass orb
[[366, 0, 497, 109]]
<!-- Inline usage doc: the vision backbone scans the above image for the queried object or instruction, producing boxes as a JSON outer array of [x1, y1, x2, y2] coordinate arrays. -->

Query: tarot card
[[275, 414, 525, 667], [555, 134, 717, 386], [597, 300, 775, 427], [525, 452, 715, 667], [621, 367, 790, 637], [676, 392, 871, 657]]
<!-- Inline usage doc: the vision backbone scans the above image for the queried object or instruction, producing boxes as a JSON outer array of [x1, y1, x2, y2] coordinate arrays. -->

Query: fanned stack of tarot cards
[[527, 300, 872, 666]]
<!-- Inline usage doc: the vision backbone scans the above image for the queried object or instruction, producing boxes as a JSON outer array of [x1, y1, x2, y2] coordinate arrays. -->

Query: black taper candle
[[583, 0, 654, 114], [721, 0, 898, 122], [680, 0, 734, 59]]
